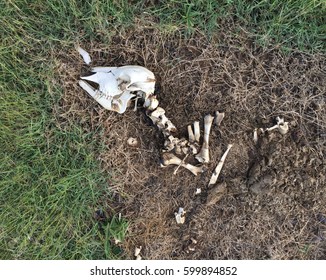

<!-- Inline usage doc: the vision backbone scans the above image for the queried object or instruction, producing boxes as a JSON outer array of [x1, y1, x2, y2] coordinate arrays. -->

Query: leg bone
[[161, 153, 204, 176], [195, 114, 214, 163], [208, 144, 233, 187]]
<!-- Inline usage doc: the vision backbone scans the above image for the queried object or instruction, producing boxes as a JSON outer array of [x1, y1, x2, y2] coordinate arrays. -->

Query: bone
[[265, 116, 289, 135], [78, 80, 121, 113], [208, 144, 233, 187], [174, 207, 186, 224], [149, 107, 176, 134], [215, 111, 225, 126], [173, 154, 189, 175], [161, 153, 204, 176], [253, 128, 258, 144], [134, 246, 142, 257], [127, 137, 139, 147], [144, 96, 159, 111], [193, 121, 200, 142], [276, 116, 289, 135], [195, 114, 214, 163], [187, 125, 195, 142], [76, 46, 91, 65]]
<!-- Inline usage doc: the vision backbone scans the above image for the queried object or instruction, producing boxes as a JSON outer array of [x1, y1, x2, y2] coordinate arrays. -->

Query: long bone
[[195, 114, 214, 163], [161, 153, 204, 176], [208, 144, 233, 187], [187, 125, 195, 142], [193, 121, 200, 143]]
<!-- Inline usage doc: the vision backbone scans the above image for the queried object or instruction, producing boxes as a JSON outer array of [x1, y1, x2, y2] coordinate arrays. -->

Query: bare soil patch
[[55, 23, 326, 259]]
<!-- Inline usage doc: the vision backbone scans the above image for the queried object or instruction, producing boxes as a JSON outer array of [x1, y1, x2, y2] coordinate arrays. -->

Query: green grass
[[0, 0, 325, 259]]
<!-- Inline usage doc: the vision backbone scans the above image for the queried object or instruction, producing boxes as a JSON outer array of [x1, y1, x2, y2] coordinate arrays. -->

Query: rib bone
[[195, 114, 214, 163], [208, 144, 233, 187], [161, 153, 204, 176]]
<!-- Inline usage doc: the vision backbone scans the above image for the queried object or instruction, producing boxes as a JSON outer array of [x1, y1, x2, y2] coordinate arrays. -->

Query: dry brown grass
[[54, 22, 326, 259]]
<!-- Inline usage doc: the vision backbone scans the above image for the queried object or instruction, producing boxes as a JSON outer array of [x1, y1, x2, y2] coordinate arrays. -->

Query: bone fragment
[[276, 116, 289, 135], [161, 153, 204, 176], [136, 255, 142, 260], [193, 121, 200, 142], [208, 144, 233, 187], [265, 117, 289, 135], [127, 137, 139, 147], [76, 46, 91, 65], [253, 128, 258, 144], [187, 125, 195, 142], [195, 114, 214, 163], [215, 111, 225, 126], [134, 246, 142, 257], [174, 207, 186, 224], [195, 188, 202, 195]]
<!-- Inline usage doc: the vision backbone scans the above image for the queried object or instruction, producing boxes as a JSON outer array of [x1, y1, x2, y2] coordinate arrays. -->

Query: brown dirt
[[54, 22, 326, 259]]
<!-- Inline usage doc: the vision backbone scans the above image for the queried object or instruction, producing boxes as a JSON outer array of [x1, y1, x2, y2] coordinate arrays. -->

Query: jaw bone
[[78, 80, 135, 114], [161, 153, 204, 176], [195, 114, 214, 163]]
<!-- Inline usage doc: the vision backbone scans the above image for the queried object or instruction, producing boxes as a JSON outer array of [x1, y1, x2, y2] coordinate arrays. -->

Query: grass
[[0, 0, 325, 259]]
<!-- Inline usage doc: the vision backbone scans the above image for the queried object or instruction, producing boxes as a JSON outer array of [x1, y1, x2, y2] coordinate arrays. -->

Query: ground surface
[[57, 24, 325, 260]]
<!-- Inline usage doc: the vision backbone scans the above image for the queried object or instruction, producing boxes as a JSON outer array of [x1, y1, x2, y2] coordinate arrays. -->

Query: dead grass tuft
[[54, 22, 326, 259]]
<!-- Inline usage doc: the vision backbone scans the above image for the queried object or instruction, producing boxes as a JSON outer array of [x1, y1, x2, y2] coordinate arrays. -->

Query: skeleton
[[195, 114, 214, 163], [78, 49, 234, 180]]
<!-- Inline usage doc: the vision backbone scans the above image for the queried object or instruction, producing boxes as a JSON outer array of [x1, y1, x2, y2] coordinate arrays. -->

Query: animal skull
[[79, 65, 156, 114]]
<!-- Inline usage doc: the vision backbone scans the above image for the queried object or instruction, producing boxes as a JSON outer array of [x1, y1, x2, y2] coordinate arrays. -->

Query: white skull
[[79, 65, 156, 114]]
